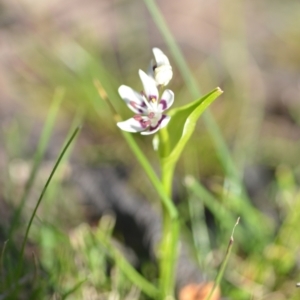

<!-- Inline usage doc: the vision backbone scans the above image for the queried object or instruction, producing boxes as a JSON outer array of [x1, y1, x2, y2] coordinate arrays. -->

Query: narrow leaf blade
[[163, 87, 223, 168]]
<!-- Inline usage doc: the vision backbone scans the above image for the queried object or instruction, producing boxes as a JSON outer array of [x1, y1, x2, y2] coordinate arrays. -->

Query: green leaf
[[161, 87, 223, 169]]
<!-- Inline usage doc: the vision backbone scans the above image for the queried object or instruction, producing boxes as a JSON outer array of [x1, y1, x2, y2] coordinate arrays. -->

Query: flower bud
[[148, 48, 173, 86]]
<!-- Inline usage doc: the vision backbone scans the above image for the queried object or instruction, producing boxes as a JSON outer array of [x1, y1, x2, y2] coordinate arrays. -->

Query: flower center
[[149, 95, 157, 103], [148, 112, 155, 119]]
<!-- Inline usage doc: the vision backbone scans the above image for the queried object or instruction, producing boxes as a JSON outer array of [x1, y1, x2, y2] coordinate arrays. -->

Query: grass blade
[[206, 217, 240, 300], [16, 125, 81, 279]]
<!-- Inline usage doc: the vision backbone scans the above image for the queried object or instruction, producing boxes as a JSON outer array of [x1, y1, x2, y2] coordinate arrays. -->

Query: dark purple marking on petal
[[141, 119, 151, 128], [149, 115, 166, 131], [138, 102, 147, 114], [130, 100, 146, 114], [138, 101, 147, 113], [134, 115, 151, 129], [159, 99, 167, 110]]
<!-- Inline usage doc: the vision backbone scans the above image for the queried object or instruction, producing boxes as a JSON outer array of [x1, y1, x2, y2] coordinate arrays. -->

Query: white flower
[[117, 70, 174, 135], [148, 47, 173, 87]]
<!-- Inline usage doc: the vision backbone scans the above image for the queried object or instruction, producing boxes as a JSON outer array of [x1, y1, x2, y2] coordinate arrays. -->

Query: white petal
[[152, 48, 170, 66], [141, 115, 171, 135], [117, 118, 146, 133], [118, 85, 147, 114], [138, 70, 158, 101], [159, 90, 174, 111], [152, 48, 172, 86]]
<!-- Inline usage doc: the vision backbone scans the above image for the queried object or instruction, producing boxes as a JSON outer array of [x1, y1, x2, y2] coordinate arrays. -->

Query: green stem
[[121, 131, 178, 220], [118, 131, 180, 298], [159, 164, 179, 300]]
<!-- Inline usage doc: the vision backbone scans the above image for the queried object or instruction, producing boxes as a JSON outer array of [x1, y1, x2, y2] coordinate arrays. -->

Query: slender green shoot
[[16, 125, 81, 279], [206, 217, 240, 300], [121, 130, 178, 219]]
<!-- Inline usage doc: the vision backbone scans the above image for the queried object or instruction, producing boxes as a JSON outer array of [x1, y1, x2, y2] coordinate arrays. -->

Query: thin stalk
[[121, 131, 178, 220], [159, 164, 179, 299], [206, 217, 240, 300], [16, 126, 81, 279]]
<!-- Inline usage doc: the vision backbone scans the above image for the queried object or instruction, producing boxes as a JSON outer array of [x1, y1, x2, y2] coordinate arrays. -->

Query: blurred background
[[1, 0, 300, 299]]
